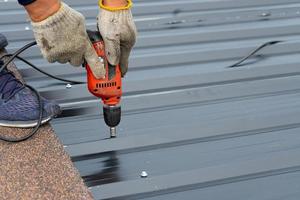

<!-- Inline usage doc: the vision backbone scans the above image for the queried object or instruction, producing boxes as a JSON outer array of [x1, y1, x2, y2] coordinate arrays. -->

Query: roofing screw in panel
[[260, 12, 271, 17], [66, 83, 72, 89], [140, 171, 148, 178]]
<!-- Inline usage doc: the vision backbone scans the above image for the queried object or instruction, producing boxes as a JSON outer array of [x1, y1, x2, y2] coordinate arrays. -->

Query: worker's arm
[[98, 0, 137, 77], [22, 0, 60, 22], [101, 0, 128, 8], [18, 0, 105, 79]]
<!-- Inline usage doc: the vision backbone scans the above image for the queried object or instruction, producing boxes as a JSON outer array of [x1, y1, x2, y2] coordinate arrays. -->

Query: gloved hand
[[31, 3, 105, 79], [97, 0, 137, 77]]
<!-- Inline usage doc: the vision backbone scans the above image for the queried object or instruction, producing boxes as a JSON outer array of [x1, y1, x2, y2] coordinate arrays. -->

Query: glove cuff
[[99, 0, 132, 12], [31, 3, 83, 31]]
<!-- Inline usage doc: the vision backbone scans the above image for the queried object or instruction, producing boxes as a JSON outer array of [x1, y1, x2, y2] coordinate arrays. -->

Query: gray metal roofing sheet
[[1, 0, 300, 199]]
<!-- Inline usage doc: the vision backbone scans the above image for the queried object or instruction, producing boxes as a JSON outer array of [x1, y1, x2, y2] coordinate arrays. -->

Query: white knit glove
[[31, 3, 105, 79], [97, 0, 137, 77]]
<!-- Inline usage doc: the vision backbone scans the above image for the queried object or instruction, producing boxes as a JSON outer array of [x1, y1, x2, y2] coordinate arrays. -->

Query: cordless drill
[[85, 30, 122, 138]]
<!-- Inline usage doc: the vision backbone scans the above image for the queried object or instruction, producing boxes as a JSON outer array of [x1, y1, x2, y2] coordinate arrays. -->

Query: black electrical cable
[[2, 54, 86, 84], [0, 41, 37, 72], [0, 39, 282, 142], [227, 40, 282, 68]]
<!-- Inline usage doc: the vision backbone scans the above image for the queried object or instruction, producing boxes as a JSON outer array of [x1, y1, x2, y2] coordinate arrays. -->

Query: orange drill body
[[85, 32, 122, 106]]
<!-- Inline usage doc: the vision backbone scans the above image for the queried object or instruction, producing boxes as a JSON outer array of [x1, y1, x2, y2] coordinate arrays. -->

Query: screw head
[[260, 12, 271, 17], [66, 83, 72, 89], [140, 171, 148, 178]]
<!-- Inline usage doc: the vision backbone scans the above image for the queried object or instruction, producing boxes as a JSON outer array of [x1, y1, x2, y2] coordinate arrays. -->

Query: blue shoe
[[0, 60, 61, 128]]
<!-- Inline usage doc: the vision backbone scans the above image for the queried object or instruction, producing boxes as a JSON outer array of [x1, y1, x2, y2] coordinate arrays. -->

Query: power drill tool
[[85, 30, 122, 138]]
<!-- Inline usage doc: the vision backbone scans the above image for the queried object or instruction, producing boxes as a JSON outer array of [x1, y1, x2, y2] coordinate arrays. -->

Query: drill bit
[[110, 127, 117, 138]]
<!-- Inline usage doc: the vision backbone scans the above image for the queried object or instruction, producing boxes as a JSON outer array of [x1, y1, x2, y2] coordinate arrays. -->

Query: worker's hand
[[97, 0, 137, 77], [30, 3, 105, 79]]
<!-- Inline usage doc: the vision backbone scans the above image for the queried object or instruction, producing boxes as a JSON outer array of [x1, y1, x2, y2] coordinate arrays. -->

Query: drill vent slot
[[96, 82, 117, 88]]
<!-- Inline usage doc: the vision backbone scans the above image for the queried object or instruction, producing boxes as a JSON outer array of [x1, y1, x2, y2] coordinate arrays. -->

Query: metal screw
[[66, 84, 72, 89], [167, 20, 185, 25], [260, 12, 271, 17], [140, 171, 148, 178], [25, 26, 30, 30]]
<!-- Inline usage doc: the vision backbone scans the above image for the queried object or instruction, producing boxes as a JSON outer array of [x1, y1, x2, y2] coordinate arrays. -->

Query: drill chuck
[[103, 105, 121, 137]]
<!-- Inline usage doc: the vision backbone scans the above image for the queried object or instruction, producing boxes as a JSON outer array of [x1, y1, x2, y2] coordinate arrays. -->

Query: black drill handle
[[87, 30, 103, 43], [103, 106, 121, 127], [86, 29, 117, 80]]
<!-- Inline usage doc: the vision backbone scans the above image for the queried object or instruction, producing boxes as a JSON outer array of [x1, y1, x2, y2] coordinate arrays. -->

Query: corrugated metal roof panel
[[1, 0, 300, 199]]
